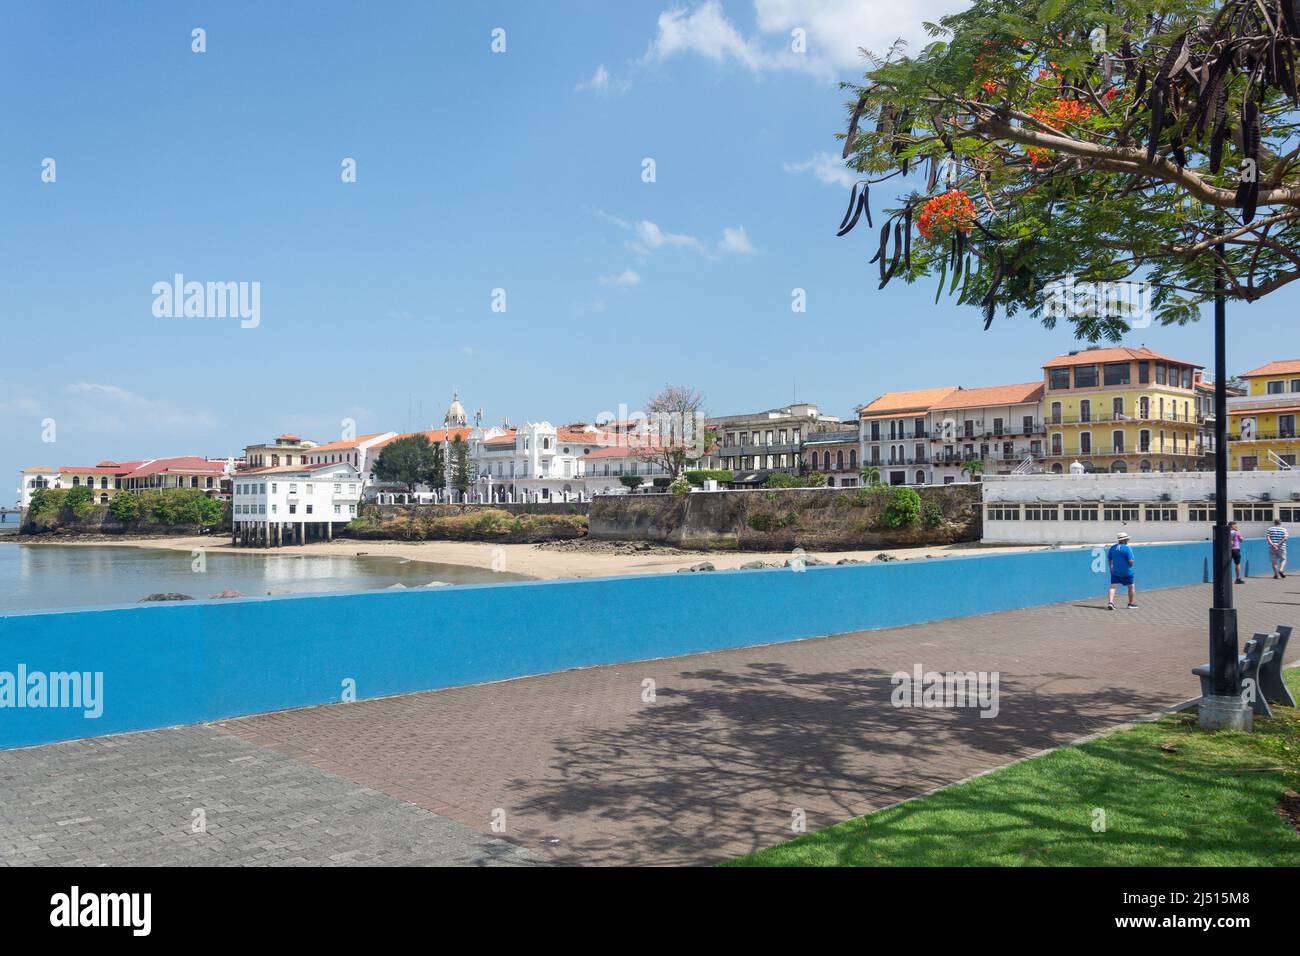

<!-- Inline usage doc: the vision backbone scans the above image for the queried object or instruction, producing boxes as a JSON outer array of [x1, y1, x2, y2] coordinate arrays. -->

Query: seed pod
[[903, 206, 912, 272], [843, 93, 868, 159]]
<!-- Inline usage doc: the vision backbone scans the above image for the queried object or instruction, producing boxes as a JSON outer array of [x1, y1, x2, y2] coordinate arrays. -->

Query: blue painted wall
[[0, 539, 1273, 749]]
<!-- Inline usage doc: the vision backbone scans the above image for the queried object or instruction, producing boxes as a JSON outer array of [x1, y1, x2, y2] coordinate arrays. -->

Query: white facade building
[[231, 461, 362, 546], [473, 422, 620, 502], [981, 471, 1300, 545], [928, 382, 1047, 484], [581, 446, 672, 495]]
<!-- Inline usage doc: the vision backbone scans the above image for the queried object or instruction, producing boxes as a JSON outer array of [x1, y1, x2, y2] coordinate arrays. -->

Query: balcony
[[1046, 412, 1205, 426], [1231, 431, 1298, 442]]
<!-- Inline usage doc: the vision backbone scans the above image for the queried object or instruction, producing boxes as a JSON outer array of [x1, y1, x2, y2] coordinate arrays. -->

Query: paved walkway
[[2, 578, 1297, 865]]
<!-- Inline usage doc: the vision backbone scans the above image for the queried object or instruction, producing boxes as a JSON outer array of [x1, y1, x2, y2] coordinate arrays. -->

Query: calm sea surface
[[0, 543, 527, 614]]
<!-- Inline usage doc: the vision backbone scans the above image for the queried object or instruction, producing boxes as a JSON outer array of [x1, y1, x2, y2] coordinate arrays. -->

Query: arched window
[[1139, 459, 1152, 473], [915, 470, 925, 485], [836, 450, 845, 470], [1110, 460, 1127, 473], [1112, 430, 1125, 453], [850, 449, 858, 469], [1051, 463, 1063, 474]]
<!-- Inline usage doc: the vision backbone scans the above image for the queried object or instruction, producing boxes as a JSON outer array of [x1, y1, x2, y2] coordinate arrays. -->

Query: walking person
[[1229, 520, 1246, 584], [1267, 515, 1290, 579], [1107, 532, 1137, 610]]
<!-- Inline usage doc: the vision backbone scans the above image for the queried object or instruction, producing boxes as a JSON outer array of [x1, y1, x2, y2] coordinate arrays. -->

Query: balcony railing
[[1232, 431, 1298, 442], [1046, 412, 1206, 426], [1043, 446, 1200, 458]]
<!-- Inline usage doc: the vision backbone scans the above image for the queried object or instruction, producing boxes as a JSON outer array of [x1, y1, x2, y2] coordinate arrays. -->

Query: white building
[[981, 471, 1300, 545], [581, 446, 672, 495], [17, 467, 61, 508], [928, 382, 1047, 483], [473, 422, 620, 502], [304, 432, 397, 474], [231, 461, 362, 546]]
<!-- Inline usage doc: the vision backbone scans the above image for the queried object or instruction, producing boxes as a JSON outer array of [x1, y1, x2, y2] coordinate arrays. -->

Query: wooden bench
[[1192, 624, 1294, 718]]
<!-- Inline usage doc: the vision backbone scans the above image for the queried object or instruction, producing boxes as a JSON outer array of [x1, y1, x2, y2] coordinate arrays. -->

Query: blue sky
[[3, 1, 1297, 497]]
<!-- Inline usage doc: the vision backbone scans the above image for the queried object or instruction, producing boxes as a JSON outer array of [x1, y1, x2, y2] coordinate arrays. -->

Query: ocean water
[[0, 543, 527, 614]]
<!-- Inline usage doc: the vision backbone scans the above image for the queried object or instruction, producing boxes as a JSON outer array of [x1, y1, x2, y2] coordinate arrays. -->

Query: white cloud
[[650, 1, 766, 71], [784, 151, 856, 188], [599, 269, 642, 287], [63, 382, 219, 433], [579, 63, 613, 92], [631, 220, 705, 255], [646, 1, 967, 80], [459, 345, 478, 356], [719, 226, 757, 255]]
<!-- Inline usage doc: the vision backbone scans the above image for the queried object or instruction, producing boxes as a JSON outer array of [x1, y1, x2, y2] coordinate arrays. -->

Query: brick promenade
[[2, 578, 1297, 866]]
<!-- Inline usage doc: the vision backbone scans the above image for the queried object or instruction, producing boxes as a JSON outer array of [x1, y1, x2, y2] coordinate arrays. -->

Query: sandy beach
[[13, 534, 1053, 580]]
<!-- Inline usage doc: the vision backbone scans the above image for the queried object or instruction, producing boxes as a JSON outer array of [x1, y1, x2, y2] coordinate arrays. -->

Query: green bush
[[64, 485, 95, 519], [652, 477, 672, 488], [805, 471, 828, 488], [684, 469, 734, 486], [108, 491, 141, 522], [619, 475, 645, 490], [670, 476, 691, 496], [747, 513, 775, 532], [140, 488, 225, 527], [921, 500, 943, 529], [762, 472, 799, 489], [879, 486, 922, 530]]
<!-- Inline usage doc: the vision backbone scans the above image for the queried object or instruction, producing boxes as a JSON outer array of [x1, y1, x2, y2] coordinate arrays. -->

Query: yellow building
[[1042, 347, 1203, 473], [1227, 359, 1300, 471]]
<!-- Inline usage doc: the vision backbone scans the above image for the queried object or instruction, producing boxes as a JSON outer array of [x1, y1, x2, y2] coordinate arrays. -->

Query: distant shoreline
[[5, 534, 1052, 581]]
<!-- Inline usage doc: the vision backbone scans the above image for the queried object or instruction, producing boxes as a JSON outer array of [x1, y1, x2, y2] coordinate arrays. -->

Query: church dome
[[444, 390, 468, 427]]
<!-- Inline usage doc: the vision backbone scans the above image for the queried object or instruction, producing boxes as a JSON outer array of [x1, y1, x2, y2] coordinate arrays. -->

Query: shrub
[[805, 471, 827, 488], [763, 472, 799, 489], [652, 477, 672, 488], [109, 491, 141, 522], [747, 513, 775, 532], [64, 485, 95, 519], [619, 475, 645, 490], [684, 469, 734, 486], [879, 486, 922, 530], [921, 501, 943, 529]]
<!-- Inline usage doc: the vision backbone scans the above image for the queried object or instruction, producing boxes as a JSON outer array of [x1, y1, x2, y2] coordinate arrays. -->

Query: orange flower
[[917, 190, 977, 240], [1029, 98, 1092, 130]]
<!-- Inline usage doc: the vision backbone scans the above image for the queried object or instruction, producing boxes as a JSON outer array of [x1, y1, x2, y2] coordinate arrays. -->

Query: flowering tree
[[836, 0, 1300, 339]]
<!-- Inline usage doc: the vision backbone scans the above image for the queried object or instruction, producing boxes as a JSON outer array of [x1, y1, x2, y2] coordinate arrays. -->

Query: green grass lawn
[[729, 670, 1300, 867]]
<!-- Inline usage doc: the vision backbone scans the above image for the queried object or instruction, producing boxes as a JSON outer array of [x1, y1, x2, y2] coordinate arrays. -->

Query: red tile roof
[[1043, 346, 1202, 369], [860, 387, 959, 418], [372, 428, 472, 449], [930, 382, 1045, 410], [1240, 359, 1300, 378], [308, 433, 390, 453], [122, 456, 227, 478]]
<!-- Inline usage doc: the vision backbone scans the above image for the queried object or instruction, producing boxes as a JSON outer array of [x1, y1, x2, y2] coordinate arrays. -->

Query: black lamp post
[[1201, 240, 1252, 730]]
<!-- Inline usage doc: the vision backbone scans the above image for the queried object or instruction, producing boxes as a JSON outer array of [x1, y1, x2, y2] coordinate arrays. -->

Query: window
[[288, 504, 297, 515], [334, 483, 342, 493], [1189, 506, 1217, 522], [1080, 433, 1092, 454], [1064, 505, 1099, 521], [305, 505, 313, 515], [1281, 415, 1297, 439], [334, 505, 341, 515], [1103, 505, 1140, 521], [1022, 415, 1034, 434], [1155, 364, 1167, 385], [1145, 506, 1178, 521], [1049, 368, 1070, 390], [1104, 363, 1130, 386], [1280, 507, 1300, 522], [1079, 400, 1092, 422], [1025, 506, 1058, 521], [1138, 360, 1150, 383], [1050, 402, 1062, 424], [987, 505, 1020, 521], [1113, 397, 1125, 418], [1074, 365, 1099, 388], [1233, 505, 1273, 522], [992, 417, 1004, 436], [289, 484, 297, 494]]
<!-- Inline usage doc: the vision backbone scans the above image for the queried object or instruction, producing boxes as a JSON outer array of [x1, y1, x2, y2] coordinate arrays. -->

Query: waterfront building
[[1042, 346, 1203, 474], [711, 403, 842, 478], [59, 463, 127, 505], [802, 429, 861, 487], [928, 382, 1047, 483], [981, 470, 1300, 545], [242, 434, 319, 469], [17, 467, 61, 508], [230, 461, 362, 546], [1228, 359, 1300, 471], [580, 446, 672, 495], [304, 432, 397, 473], [473, 422, 620, 502], [859, 387, 958, 486], [115, 456, 234, 498], [366, 427, 473, 502]]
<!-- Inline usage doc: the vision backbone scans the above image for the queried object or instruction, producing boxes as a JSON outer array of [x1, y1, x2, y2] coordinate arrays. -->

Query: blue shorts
[[1110, 574, 1134, 586]]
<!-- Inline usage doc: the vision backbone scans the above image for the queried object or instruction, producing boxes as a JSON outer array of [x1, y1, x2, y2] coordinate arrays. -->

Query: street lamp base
[[1197, 694, 1253, 732]]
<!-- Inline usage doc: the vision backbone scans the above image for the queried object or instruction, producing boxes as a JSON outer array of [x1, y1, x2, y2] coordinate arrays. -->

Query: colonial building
[[231, 461, 362, 546], [473, 422, 619, 502], [114, 456, 233, 498], [802, 429, 861, 487], [305, 432, 398, 473], [1228, 359, 1300, 471], [17, 467, 60, 508], [928, 382, 1046, 483], [242, 434, 318, 470], [1042, 346, 1203, 474], [59, 463, 127, 505], [982, 470, 1300, 545], [711, 403, 842, 478], [859, 387, 957, 486], [580, 446, 672, 495]]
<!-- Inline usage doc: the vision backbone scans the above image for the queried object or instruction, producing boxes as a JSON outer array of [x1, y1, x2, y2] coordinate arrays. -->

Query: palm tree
[[960, 459, 985, 482], [859, 464, 882, 486]]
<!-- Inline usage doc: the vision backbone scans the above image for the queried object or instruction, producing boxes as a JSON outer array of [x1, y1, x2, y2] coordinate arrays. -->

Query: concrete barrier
[[0, 538, 1272, 749]]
